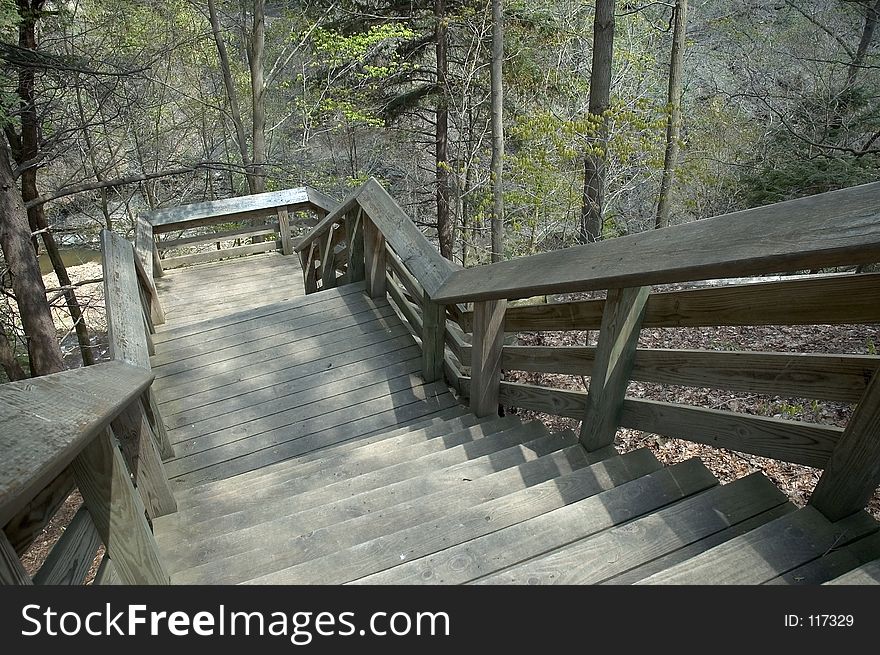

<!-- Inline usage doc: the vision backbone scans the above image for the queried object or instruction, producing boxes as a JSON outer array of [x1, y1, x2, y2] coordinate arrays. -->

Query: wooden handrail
[[432, 181, 880, 303]]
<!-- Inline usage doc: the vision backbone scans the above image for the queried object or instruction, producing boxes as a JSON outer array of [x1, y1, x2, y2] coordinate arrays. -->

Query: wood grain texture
[[135, 217, 154, 280], [421, 294, 446, 383], [1, 530, 31, 584], [161, 240, 280, 269], [144, 390, 174, 460], [320, 231, 337, 290], [158, 225, 277, 251], [276, 207, 293, 255], [0, 361, 153, 526], [102, 230, 151, 368], [433, 182, 880, 302], [810, 370, 880, 520], [766, 531, 880, 584], [363, 217, 386, 299], [580, 286, 649, 450], [133, 244, 165, 325], [346, 208, 365, 284], [470, 299, 506, 417], [71, 429, 169, 585], [824, 558, 880, 584], [32, 507, 101, 585]]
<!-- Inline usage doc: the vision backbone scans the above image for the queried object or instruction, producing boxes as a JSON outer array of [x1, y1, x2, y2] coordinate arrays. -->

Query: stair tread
[[768, 531, 880, 584], [823, 557, 880, 584], [353, 456, 715, 585], [241, 447, 663, 584]]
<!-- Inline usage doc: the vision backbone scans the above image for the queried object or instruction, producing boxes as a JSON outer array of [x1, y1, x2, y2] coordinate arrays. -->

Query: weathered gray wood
[[3, 469, 75, 556], [71, 428, 169, 585], [363, 217, 386, 299], [386, 275, 422, 336], [233, 446, 657, 585], [158, 225, 278, 251], [386, 247, 425, 304], [478, 473, 788, 585], [355, 456, 714, 585], [0, 530, 31, 585], [345, 208, 365, 283], [433, 182, 880, 303], [276, 206, 293, 255], [102, 230, 151, 368], [0, 361, 154, 527], [93, 555, 120, 585], [810, 370, 880, 520], [580, 286, 649, 451], [824, 558, 880, 584], [638, 507, 879, 585], [111, 402, 177, 518], [32, 507, 101, 585], [501, 346, 879, 403], [470, 299, 506, 417], [146, 187, 313, 231], [144, 391, 175, 461], [151, 241, 163, 278], [161, 240, 279, 269], [143, 315, 155, 356], [460, 273, 880, 331], [478, 379, 843, 468], [320, 231, 337, 289], [766, 531, 880, 585], [132, 244, 165, 325], [135, 217, 154, 280], [421, 293, 445, 383], [303, 241, 319, 294]]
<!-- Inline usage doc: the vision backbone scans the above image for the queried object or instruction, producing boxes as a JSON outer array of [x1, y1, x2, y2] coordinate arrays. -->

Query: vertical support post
[[579, 286, 650, 451], [277, 206, 293, 255], [422, 293, 446, 383], [143, 391, 175, 461], [810, 371, 880, 521], [0, 531, 32, 585], [302, 242, 319, 294], [135, 217, 154, 279], [151, 242, 164, 278], [363, 217, 386, 299], [71, 429, 169, 585], [320, 230, 338, 290], [470, 299, 506, 417], [111, 401, 177, 519], [345, 208, 365, 284]]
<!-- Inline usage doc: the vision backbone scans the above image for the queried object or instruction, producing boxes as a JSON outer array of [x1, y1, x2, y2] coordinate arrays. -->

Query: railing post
[[470, 299, 506, 417], [320, 230, 338, 289], [422, 292, 446, 383], [363, 217, 386, 299], [0, 531, 32, 585], [579, 286, 650, 451], [277, 206, 293, 255], [301, 242, 320, 294], [810, 371, 880, 520], [346, 208, 365, 284], [71, 428, 169, 585]]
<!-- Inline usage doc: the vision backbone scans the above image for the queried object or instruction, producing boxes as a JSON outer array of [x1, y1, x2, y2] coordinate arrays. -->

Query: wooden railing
[[141, 187, 336, 271], [296, 177, 880, 524], [1, 228, 177, 585]]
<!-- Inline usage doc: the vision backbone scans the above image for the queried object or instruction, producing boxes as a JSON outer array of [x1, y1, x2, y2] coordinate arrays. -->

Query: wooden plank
[[0, 530, 31, 584], [470, 299, 506, 417], [432, 182, 880, 303], [93, 555, 120, 585], [71, 429, 169, 585], [501, 346, 879, 404], [810, 370, 880, 520], [824, 558, 880, 584], [354, 456, 715, 585], [421, 293, 446, 382], [102, 230, 151, 368], [161, 240, 279, 269], [144, 390, 175, 461], [386, 246, 425, 304], [151, 242, 164, 277], [363, 217, 386, 299], [320, 231, 337, 290], [3, 470, 75, 556], [346, 208, 365, 283], [276, 206, 293, 255], [303, 241, 319, 294], [766, 531, 880, 585], [294, 186, 361, 253], [135, 217, 153, 280], [638, 508, 879, 585], [111, 402, 177, 518], [158, 225, 278, 250], [478, 473, 788, 584], [386, 275, 422, 336], [32, 507, 101, 585], [133, 243, 166, 325], [580, 286, 649, 451], [145, 187, 312, 230], [462, 273, 880, 331], [0, 362, 154, 527]]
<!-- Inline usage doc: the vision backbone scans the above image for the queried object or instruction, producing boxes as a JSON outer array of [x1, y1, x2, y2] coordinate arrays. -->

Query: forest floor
[[14, 264, 880, 579]]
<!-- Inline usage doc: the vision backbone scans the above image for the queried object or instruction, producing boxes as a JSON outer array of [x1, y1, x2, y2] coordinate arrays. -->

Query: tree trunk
[[247, 0, 267, 195], [0, 330, 27, 381], [490, 0, 505, 263], [580, 0, 616, 244], [0, 137, 64, 376], [436, 0, 453, 260], [16, 0, 94, 366], [655, 0, 687, 230], [846, 0, 880, 89], [207, 0, 255, 194]]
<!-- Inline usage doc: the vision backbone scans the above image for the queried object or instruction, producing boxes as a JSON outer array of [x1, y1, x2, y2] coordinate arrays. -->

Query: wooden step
[[824, 558, 880, 584], [766, 531, 880, 584], [174, 416, 522, 524], [353, 457, 717, 585], [637, 506, 880, 585], [157, 430, 594, 576], [174, 406, 474, 506], [243, 447, 664, 584], [478, 472, 790, 584]]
